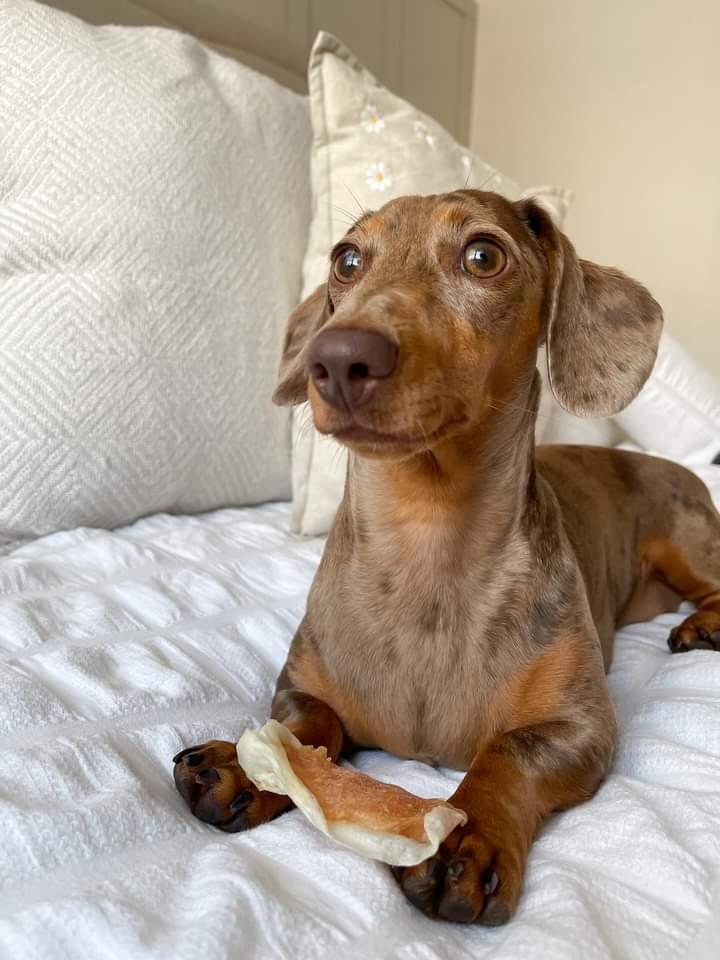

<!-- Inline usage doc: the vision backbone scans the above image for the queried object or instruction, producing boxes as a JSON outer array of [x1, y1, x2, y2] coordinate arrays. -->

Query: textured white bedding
[[1, 465, 719, 960]]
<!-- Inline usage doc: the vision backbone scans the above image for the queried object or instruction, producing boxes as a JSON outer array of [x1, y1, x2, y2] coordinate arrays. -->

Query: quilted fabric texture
[[0, 0, 312, 553], [0, 470, 719, 958], [291, 32, 571, 536]]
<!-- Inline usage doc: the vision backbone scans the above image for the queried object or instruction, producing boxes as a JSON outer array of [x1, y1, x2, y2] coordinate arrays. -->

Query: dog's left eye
[[333, 246, 363, 283], [461, 240, 507, 278]]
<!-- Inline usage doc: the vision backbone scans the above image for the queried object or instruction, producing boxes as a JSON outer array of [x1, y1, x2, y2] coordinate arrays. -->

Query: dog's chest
[[320, 542, 529, 769]]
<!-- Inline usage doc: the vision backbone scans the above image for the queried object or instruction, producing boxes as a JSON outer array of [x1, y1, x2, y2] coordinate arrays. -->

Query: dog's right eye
[[333, 246, 363, 283], [461, 239, 507, 279]]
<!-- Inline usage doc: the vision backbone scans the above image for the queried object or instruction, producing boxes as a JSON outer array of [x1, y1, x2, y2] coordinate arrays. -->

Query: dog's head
[[273, 191, 662, 459]]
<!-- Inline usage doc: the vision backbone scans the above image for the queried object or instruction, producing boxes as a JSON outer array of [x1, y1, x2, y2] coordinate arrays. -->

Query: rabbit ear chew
[[236, 720, 467, 866]]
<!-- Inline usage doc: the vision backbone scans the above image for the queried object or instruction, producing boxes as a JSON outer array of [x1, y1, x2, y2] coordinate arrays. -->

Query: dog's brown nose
[[308, 328, 397, 411]]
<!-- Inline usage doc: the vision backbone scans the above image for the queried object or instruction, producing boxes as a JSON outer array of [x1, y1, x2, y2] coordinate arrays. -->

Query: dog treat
[[236, 720, 467, 866]]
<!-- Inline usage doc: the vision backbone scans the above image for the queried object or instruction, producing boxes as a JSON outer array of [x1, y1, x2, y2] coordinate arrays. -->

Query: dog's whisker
[[486, 401, 551, 427], [463, 153, 475, 189], [332, 204, 361, 223], [487, 399, 539, 418], [336, 176, 367, 217], [486, 394, 553, 423], [477, 171, 496, 191], [332, 203, 356, 215], [332, 213, 357, 224]]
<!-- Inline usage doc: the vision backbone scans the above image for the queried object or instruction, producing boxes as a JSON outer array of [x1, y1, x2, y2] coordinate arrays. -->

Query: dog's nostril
[[349, 362, 370, 380], [310, 362, 329, 382]]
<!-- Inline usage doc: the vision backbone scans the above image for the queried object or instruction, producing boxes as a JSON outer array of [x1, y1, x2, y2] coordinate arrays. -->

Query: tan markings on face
[[482, 303, 542, 405], [309, 191, 547, 453], [431, 203, 471, 229]]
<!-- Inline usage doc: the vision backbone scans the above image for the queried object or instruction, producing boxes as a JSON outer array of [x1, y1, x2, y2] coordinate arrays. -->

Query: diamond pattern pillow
[[0, 0, 312, 553], [290, 32, 571, 536]]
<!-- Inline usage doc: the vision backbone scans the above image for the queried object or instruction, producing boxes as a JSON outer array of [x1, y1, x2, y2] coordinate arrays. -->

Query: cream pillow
[[290, 32, 571, 536], [0, 1, 312, 552]]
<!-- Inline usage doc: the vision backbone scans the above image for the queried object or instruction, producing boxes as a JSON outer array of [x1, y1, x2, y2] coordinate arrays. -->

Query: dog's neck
[[348, 371, 541, 561]]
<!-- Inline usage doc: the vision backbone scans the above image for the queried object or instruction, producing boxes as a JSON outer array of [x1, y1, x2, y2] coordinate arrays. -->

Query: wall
[[47, 0, 477, 142], [471, 0, 719, 371]]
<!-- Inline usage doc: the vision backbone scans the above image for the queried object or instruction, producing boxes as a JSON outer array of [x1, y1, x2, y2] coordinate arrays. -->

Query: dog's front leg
[[395, 719, 614, 925], [173, 688, 344, 833]]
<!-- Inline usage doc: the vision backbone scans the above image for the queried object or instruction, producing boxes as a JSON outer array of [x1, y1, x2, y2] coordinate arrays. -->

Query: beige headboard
[[43, 0, 477, 143]]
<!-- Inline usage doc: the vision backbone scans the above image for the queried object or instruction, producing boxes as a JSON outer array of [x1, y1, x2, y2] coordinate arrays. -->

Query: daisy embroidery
[[360, 103, 385, 133], [366, 161, 392, 192], [413, 119, 437, 148]]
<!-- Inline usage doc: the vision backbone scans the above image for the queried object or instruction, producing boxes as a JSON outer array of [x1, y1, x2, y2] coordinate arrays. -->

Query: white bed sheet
[[1, 466, 719, 960]]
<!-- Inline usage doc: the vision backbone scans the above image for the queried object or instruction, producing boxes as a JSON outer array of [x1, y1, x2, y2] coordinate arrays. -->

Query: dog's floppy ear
[[520, 200, 663, 417], [272, 285, 329, 406]]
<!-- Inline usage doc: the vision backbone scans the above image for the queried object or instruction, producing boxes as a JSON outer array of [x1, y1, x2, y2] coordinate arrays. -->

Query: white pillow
[[0, 0, 312, 553], [614, 333, 720, 465], [290, 31, 571, 536]]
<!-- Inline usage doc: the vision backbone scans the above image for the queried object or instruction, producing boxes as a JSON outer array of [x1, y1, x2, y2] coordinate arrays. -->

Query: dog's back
[[539, 444, 720, 659]]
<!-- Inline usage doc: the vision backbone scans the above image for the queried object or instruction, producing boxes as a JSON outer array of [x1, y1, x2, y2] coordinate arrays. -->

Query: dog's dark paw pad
[[480, 896, 511, 927], [437, 890, 478, 923], [172, 738, 292, 834], [397, 857, 445, 916], [669, 620, 720, 654], [395, 821, 521, 924]]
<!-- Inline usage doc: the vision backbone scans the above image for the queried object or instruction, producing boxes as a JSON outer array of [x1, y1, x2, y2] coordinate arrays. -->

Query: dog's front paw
[[173, 740, 291, 832], [393, 818, 522, 925], [668, 612, 720, 653]]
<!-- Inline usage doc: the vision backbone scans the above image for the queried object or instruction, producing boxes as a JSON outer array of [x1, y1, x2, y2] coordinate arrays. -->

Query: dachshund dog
[[173, 191, 720, 925]]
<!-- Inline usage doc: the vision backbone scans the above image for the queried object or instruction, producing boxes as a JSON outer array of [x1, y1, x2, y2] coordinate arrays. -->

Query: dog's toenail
[[229, 790, 253, 813], [173, 746, 202, 764], [195, 769, 219, 784], [483, 870, 500, 896]]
